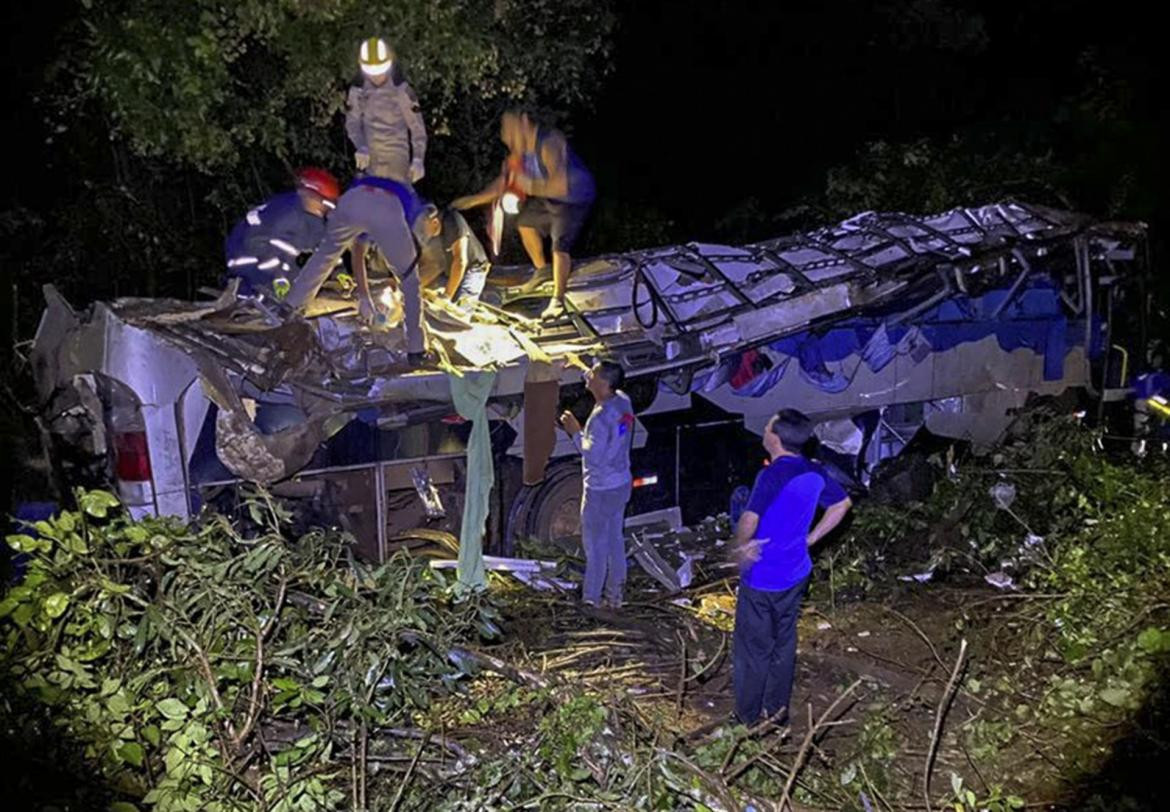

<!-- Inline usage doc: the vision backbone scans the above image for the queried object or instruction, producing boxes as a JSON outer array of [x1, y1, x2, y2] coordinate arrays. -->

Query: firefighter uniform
[[224, 192, 326, 296], [346, 70, 427, 184]]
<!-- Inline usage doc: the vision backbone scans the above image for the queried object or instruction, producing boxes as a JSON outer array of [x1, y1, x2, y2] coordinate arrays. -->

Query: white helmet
[[359, 37, 393, 77]]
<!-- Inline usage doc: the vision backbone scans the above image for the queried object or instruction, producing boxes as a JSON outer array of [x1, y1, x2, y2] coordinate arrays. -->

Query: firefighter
[[224, 167, 340, 298], [453, 111, 595, 320], [284, 177, 431, 366], [347, 37, 427, 185]]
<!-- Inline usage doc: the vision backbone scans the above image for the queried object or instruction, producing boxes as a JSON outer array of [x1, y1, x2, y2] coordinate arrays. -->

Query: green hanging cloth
[[447, 370, 497, 593]]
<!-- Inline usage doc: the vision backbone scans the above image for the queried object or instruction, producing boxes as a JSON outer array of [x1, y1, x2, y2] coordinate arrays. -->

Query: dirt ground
[[457, 559, 1092, 809]]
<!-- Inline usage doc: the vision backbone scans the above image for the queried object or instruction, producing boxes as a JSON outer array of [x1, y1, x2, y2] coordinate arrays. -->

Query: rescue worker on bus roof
[[284, 175, 432, 366], [352, 204, 492, 321], [454, 110, 595, 321], [224, 167, 340, 299], [348, 37, 427, 186], [421, 205, 492, 309]]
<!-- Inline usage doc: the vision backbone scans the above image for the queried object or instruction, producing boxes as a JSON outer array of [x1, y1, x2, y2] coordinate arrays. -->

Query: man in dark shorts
[[731, 408, 853, 725], [454, 111, 595, 319]]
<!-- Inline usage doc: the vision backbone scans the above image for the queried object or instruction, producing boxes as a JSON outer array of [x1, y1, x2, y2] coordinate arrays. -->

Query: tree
[[10, 0, 615, 318], [54, 1, 615, 193]]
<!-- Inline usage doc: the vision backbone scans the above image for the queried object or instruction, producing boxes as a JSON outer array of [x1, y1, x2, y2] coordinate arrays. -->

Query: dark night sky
[[575, 0, 1163, 240]]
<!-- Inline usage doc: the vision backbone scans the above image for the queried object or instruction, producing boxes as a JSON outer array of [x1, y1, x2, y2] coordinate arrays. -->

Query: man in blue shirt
[[731, 408, 853, 725]]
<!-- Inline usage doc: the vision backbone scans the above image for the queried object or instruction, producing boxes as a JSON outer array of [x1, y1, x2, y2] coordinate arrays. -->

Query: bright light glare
[[501, 192, 521, 215]]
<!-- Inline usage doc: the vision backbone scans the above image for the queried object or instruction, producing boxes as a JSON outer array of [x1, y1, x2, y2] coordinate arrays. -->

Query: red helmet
[[295, 167, 340, 203]]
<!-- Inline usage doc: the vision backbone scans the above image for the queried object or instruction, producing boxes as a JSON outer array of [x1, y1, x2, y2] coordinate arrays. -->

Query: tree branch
[[923, 639, 969, 812]]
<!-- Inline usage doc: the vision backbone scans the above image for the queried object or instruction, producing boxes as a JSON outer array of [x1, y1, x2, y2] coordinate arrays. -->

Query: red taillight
[[632, 474, 659, 488], [114, 431, 152, 482]]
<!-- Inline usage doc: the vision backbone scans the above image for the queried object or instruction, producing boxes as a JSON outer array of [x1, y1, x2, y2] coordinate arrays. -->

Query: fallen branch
[[448, 645, 552, 689], [778, 680, 862, 812], [656, 748, 739, 812], [719, 706, 788, 775], [726, 724, 791, 784], [232, 625, 266, 751], [860, 761, 895, 812], [923, 638, 969, 812], [389, 730, 430, 812]]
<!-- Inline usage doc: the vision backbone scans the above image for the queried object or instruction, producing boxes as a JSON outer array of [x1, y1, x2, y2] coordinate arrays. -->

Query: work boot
[[540, 297, 566, 320]]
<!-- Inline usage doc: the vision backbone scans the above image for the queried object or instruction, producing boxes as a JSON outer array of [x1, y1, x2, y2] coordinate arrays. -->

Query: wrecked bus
[[29, 202, 1147, 559]]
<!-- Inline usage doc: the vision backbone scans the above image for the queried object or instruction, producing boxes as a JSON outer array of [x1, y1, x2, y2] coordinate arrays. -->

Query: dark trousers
[[733, 577, 809, 725]]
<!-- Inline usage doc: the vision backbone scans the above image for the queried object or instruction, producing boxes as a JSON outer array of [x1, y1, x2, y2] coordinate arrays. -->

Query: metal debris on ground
[[984, 571, 1015, 590], [989, 480, 1017, 509]]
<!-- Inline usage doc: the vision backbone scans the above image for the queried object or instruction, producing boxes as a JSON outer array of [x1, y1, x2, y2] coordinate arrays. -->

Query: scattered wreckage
[[30, 201, 1148, 562]]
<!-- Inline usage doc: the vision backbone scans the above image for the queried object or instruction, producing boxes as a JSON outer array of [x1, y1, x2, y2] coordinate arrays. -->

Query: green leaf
[[1137, 627, 1169, 654], [107, 694, 131, 715], [119, 741, 145, 767], [156, 698, 188, 720], [81, 490, 120, 518], [44, 592, 71, 619], [0, 596, 20, 618], [1099, 687, 1131, 707], [110, 803, 140, 812], [100, 578, 131, 596], [142, 725, 161, 747], [12, 602, 34, 627], [65, 532, 89, 554], [5, 534, 41, 553]]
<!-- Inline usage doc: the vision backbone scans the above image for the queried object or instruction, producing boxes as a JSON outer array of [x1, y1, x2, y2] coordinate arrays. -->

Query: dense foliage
[[2, 491, 498, 811]]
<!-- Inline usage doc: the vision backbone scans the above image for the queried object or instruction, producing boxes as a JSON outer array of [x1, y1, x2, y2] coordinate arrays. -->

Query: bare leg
[[552, 250, 571, 302], [518, 227, 547, 271]]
